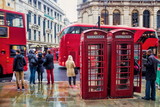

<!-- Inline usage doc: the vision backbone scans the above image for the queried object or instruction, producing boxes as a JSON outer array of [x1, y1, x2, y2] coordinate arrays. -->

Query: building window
[[51, 22, 53, 29], [51, 9, 53, 17], [157, 10, 160, 29], [28, 29, 31, 40], [48, 20, 50, 28], [54, 23, 57, 43], [33, 0, 37, 8], [47, 7, 50, 15], [51, 34, 53, 42], [28, 0, 32, 5], [113, 9, 120, 25], [38, 31, 41, 41], [143, 10, 150, 28], [55, 12, 57, 19], [132, 10, 139, 27], [44, 5, 46, 13], [0, 11, 5, 25], [83, 0, 87, 3], [34, 30, 36, 41], [48, 34, 49, 42], [38, 16, 40, 25], [101, 9, 109, 25], [38, 1, 41, 10], [34, 14, 36, 24]]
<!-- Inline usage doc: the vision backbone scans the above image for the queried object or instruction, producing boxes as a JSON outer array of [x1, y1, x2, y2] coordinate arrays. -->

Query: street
[[0, 63, 80, 83]]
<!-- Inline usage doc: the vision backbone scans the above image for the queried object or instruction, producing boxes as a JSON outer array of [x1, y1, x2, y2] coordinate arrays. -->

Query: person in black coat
[[13, 50, 26, 90], [44, 50, 54, 84], [28, 50, 38, 84], [142, 49, 160, 101], [37, 53, 45, 83]]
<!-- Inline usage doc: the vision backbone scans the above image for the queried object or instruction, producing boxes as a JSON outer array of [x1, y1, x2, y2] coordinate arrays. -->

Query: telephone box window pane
[[88, 44, 104, 92], [0, 27, 8, 37]]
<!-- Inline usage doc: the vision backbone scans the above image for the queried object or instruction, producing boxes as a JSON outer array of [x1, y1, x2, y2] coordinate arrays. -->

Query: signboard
[[87, 35, 105, 39], [0, 27, 8, 38]]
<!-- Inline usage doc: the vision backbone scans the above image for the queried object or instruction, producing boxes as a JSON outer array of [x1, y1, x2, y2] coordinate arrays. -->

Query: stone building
[[77, 0, 160, 33], [0, 0, 15, 10]]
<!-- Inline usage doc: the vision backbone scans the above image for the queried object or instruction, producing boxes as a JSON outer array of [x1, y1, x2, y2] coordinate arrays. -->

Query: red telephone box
[[107, 29, 141, 98], [80, 29, 108, 99]]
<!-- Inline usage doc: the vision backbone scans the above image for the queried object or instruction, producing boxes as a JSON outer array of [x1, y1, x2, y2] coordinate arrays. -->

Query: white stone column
[[139, 14, 143, 27], [109, 14, 113, 25], [150, 14, 154, 28], [40, 17, 44, 42], [121, 14, 124, 25]]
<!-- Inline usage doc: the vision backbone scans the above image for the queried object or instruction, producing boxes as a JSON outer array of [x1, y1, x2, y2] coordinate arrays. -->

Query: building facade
[[0, 0, 15, 10], [14, 0, 68, 51], [77, 0, 160, 32]]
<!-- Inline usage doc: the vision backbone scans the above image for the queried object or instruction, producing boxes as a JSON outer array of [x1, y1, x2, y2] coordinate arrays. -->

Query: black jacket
[[144, 54, 160, 81], [37, 57, 45, 73], [28, 53, 38, 67], [44, 54, 54, 69], [13, 54, 26, 71]]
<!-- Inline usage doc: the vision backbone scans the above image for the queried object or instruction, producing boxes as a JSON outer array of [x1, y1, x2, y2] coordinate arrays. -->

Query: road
[[0, 63, 80, 82]]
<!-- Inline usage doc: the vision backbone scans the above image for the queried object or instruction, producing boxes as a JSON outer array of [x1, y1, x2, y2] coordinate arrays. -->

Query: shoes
[[73, 85, 78, 88], [17, 87, 20, 91], [141, 97, 150, 100], [22, 86, 25, 91], [151, 99, 156, 101], [47, 83, 50, 85]]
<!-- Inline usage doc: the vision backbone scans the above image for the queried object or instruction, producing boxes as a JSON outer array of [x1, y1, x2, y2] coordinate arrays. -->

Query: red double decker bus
[[0, 9, 27, 75], [58, 24, 158, 67]]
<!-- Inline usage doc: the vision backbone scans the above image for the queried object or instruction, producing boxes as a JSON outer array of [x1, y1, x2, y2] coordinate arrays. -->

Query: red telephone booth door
[[82, 42, 107, 99], [110, 42, 134, 98], [133, 43, 142, 92]]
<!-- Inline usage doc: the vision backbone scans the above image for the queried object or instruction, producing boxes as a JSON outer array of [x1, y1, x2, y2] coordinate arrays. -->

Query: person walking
[[28, 50, 38, 85], [44, 50, 54, 84], [65, 55, 77, 88], [142, 49, 160, 101], [13, 50, 26, 90], [37, 52, 45, 83]]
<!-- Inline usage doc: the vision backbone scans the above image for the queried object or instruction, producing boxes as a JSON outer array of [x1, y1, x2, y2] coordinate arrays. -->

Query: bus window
[[10, 45, 26, 57], [6, 13, 24, 28], [0, 27, 8, 38], [59, 27, 70, 38], [0, 11, 5, 25], [137, 31, 157, 43]]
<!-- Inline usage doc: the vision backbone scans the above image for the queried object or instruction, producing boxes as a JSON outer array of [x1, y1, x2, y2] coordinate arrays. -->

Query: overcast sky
[[58, 0, 78, 22]]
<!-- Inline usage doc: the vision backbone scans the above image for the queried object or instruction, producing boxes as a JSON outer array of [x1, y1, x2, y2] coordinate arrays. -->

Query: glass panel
[[116, 43, 131, 90], [88, 44, 104, 92], [6, 13, 24, 28], [0, 27, 8, 38], [10, 45, 26, 57], [0, 11, 5, 25]]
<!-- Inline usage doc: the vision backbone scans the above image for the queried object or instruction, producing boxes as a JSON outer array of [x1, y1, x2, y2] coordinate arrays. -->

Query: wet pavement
[[0, 63, 160, 107], [0, 80, 160, 107]]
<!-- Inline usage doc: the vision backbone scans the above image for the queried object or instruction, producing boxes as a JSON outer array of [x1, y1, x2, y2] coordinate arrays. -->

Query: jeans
[[145, 80, 156, 100], [29, 66, 37, 84]]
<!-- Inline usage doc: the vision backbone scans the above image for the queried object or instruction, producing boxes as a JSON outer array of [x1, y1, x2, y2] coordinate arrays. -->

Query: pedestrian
[[28, 50, 38, 85], [13, 50, 26, 90], [142, 49, 160, 101], [44, 49, 54, 84], [65, 55, 77, 88], [37, 52, 45, 83]]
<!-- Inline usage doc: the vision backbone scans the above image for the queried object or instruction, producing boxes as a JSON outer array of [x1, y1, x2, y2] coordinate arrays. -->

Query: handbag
[[74, 67, 78, 75]]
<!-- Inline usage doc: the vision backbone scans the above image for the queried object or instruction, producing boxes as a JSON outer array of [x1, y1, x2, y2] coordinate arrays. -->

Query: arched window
[[132, 10, 139, 27], [157, 10, 160, 29], [143, 10, 150, 28], [82, 12, 88, 24], [113, 9, 120, 25], [101, 9, 109, 25]]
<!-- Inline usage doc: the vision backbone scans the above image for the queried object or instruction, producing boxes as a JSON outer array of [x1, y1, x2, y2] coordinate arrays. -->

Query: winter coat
[[65, 60, 75, 77], [44, 54, 54, 69], [144, 54, 160, 81], [28, 53, 38, 67], [13, 54, 26, 71], [37, 55, 45, 73]]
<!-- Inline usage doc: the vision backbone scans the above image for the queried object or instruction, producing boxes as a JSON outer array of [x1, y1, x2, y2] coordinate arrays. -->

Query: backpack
[[30, 57, 37, 66]]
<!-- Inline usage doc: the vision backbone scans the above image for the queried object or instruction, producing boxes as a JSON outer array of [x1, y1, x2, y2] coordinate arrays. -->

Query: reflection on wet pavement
[[0, 80, 160, 107]]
